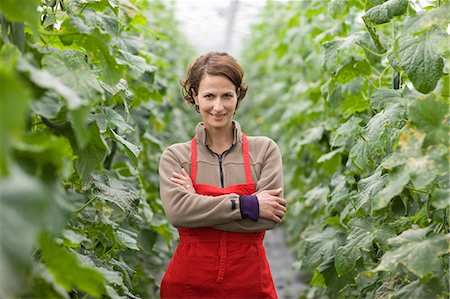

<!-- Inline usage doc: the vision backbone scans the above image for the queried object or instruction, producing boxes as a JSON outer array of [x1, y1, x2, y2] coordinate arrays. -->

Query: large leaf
[[401, 2, 450, 36], [381, 128, 447, 189], [59, 15, 125, 85], [330, 116, 362, 148], [363, 103, 405, 151], [362, 0, 408, 24], [370, 88, 403, 112], [373, 227, 450, 277], [373, 166, 410, 210], [42, 51, 103, 103], [356, 170, 385, 211], [0, 0, 39, 32], [17, 58, 83, 110], [94, 107, 134, 134], [91, 173, 140, 217], [74, 123, 109, 180], [0, 166, 68, 297], [300, 225, 346, 271], [390, 27, 446, 94], [110, 129, 140, 168], [336, 218, 394, 276], [0, 45, 31, 175], [40, 234, 106, 297], [407, 94, 448, 146], [392, 276, 443, 299]]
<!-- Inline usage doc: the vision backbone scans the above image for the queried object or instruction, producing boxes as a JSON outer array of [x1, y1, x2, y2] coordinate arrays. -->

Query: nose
[[213, 98, 224, 111]]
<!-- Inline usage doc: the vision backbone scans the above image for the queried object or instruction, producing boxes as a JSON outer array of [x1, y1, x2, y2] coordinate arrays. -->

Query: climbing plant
[[240, 0, 449, 297], [0, 0, 193, 298]]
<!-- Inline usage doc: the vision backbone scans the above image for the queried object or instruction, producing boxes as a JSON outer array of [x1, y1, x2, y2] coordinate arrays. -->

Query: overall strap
[[241, 134, 254, 185], [190, 137, 197, 185]]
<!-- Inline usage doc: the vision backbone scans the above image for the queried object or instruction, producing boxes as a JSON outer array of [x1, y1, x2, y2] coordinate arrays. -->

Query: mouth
[[210, 113, 226, 120]]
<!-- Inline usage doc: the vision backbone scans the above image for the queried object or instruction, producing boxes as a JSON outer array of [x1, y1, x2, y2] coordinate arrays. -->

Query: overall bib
[[160, 134, 278, 299]]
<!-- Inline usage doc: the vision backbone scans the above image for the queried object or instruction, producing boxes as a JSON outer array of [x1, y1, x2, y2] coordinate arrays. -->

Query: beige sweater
[[158, 121, 284, 232]]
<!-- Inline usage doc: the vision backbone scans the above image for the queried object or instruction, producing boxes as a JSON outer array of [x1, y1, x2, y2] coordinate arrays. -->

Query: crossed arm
[[159, 139, 286, 232]]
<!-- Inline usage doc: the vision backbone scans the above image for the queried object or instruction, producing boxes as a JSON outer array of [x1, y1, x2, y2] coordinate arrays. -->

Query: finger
[[170, 177, 187, 186], [272, 215, 282, 224], [267, 188, 282, 196], [172, 172, 186, 179], [181, 168, 189, 176], [276, 198, 287, 206], [277, 205, 286, 213]]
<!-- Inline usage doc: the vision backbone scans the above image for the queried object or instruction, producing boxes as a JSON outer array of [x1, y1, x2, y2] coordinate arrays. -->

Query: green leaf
[[110, 129, 140, 168], [75, 123, 109, 180], [407, 94, 448, 145], [334, 58, 370, 84], [116, 230, 139, 251], [40, 234, 106, 297], [59, 16, 125, 85], [363, 103, 405, 151], [373, 227, 450, 277], [91, 173, 139, 216], [357, 171, 385, 211], [95, 107, 134, 134], [0, 0, 40, 32], [373, 166, 410, 210], [392, 276, 443, 299], [401, 2, 450, 36], [382, 128, 447, 189], [335, 218, 395, 276], [0, 45, 31, 175], [0, 166, 68, 297], [330, 116, 362, 148], [365, 0, 388, 11], [15, 132, 74, 177], [69, 105, 91, 150], [370, 88, 403, 112], [296, 126, 324, 147], [348, 139, 370, 170], [431, 188, 450, 209], [300, 225, 345, 271], [310, 269, 326, 288], [18, 58, 84, 110], [42, 51, 103, 103], [362, 0, 408, 24], [322, 34, 364, 72], [62, 230, 88, 248], [390, 27, 445, 94]]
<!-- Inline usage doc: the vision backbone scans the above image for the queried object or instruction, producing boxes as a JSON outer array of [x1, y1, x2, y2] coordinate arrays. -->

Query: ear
[[191, 88, 198, 104], [236, 87, 241, 99]]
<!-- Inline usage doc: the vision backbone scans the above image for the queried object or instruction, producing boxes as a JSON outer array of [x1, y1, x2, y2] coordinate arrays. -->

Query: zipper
[[206, 145, 234, 188], [217, 153, 224, 188]]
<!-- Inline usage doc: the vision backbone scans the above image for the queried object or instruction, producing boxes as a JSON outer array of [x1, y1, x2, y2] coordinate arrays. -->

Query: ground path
[[264, 226, 308, 298]]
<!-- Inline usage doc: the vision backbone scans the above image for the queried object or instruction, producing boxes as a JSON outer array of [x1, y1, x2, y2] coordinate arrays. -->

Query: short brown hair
[[181, 52, 248, 110]]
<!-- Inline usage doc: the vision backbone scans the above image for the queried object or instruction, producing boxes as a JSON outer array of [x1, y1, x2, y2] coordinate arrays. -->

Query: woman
[[158, 52, 286, 298]]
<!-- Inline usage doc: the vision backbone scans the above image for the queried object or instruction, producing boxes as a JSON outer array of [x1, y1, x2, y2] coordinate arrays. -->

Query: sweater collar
[[195, 121, 242, 146]]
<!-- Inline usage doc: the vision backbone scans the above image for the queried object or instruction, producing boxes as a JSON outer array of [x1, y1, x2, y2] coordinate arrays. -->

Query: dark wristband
[[239, 195, 259, 222]]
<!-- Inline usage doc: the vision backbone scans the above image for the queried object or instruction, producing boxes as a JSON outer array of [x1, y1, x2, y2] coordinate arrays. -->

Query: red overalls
[[160, 134, 278, 299]]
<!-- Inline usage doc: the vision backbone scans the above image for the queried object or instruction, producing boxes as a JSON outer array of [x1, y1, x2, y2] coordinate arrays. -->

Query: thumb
[[267, 188, 282, 195]]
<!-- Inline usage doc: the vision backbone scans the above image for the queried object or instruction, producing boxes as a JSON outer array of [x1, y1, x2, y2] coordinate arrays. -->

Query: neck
[[205, 123, 234, 153]]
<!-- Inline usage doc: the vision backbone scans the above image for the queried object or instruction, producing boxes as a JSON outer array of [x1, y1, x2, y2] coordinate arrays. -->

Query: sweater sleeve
[[159, 146, 242, 228], [212, 138, 284, 232]]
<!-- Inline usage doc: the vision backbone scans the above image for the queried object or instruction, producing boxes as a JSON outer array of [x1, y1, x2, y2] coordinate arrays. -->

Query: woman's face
[[193, 74, 238, 132]]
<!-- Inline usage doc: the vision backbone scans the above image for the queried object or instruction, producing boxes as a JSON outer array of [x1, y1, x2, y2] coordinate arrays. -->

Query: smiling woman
[[158, 51, 286, 298]]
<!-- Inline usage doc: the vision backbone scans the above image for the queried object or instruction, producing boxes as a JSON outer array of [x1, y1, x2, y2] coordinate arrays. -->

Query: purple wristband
[[239, 195, 259, 222]]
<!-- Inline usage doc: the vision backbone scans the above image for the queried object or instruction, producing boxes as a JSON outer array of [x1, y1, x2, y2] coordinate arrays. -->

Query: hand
[[255, 188, 286, 224], [170, 168, 196, 193]]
